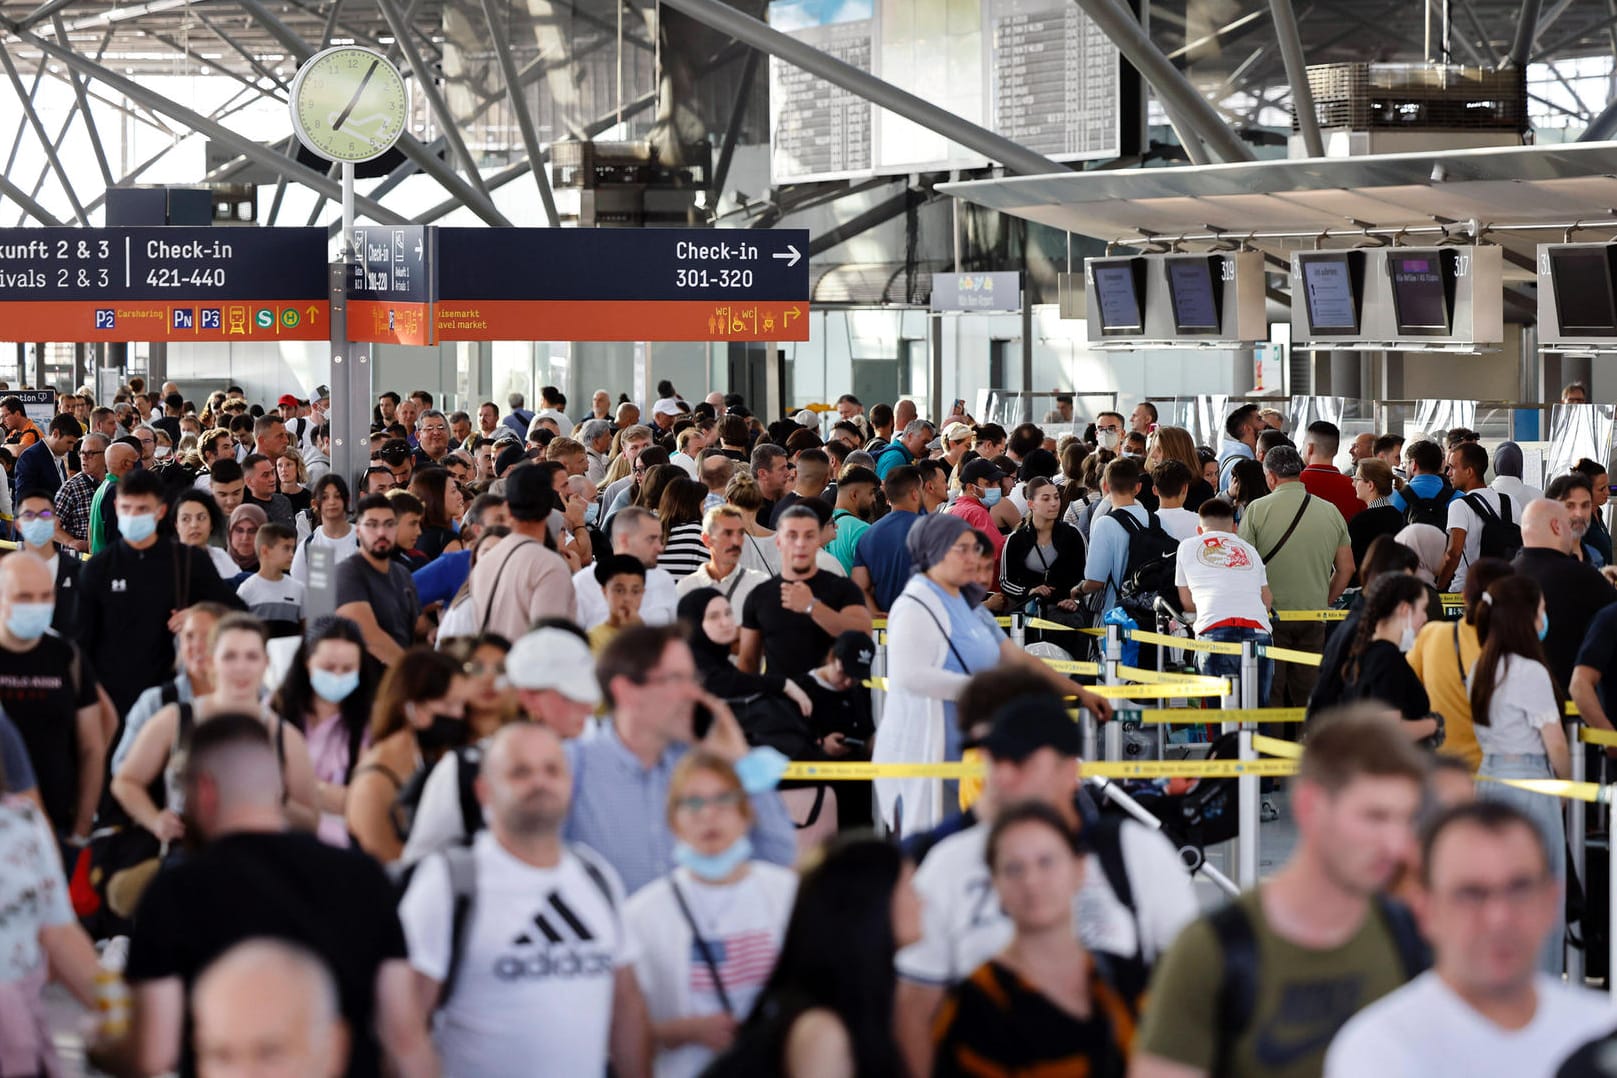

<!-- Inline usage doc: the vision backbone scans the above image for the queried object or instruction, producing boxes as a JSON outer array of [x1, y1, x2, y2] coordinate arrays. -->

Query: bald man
[[0, 553, 102, 842], [895, 398, 918, 433], [1515, 496, 1617, 687], [106, 715, 433, 1078], [88, 438, 140, 553], [399, 722, 651, 1078], [192, 939, 349, 1078]]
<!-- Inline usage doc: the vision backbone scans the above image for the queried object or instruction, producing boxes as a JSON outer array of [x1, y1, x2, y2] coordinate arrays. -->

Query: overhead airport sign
[[348, 225, 433, 346], [1290, 245, 1502, 352], [0, 227, 330, 341], [931, 271, 1021, 312], [345, 227, 811, 345], [1075, 250, 1267, 347]]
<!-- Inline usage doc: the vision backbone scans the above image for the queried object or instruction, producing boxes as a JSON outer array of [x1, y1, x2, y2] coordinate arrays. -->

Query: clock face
[[289, 46, 410, 163]]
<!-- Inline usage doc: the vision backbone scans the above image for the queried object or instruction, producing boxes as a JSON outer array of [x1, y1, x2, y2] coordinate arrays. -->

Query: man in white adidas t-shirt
[[1327, 800, 1610, 1076], [893, 693, 1197, 1076], [399, 722, 652, 1078]]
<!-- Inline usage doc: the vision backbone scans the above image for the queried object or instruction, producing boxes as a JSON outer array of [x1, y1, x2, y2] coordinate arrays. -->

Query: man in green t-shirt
[[87, 437, 141, 554], [827, 465, 878, 572], [1132, 704, 1428, 1078]]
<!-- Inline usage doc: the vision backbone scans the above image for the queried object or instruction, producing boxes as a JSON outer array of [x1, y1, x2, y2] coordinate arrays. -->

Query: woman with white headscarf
[[1394, 522, 1449, 622], [873, 513, 1103, 836]]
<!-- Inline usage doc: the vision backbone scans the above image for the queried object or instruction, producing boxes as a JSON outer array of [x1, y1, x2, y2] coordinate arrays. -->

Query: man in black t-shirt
[[335, 494, 422, 666], [100, 715, 433, 1078], [0, 553, 101, 840], [1513, 499, 1617, 688], [739, 505, 871, 680]]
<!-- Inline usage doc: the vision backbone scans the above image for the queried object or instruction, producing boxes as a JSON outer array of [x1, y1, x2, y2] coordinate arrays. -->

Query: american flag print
[[689, 930, 778, 992]]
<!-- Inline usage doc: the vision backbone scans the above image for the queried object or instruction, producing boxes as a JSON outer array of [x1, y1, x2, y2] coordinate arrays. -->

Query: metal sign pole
[[1567, 722, 1586, 984], [1236, 640, 1260, 889]]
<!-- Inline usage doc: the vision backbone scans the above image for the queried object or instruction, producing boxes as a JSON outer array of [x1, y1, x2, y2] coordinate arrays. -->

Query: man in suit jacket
[[14, 413, 83, 505]]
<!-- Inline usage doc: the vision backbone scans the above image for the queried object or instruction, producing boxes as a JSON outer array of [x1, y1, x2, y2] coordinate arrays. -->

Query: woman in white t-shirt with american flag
[[625, 752, 797, 1078]]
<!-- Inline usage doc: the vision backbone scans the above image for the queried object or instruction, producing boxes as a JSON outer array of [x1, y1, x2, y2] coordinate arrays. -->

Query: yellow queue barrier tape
[[1568, 702, 1584, 718], [1478, 776, 1614, 805], [1258, 645, 1324, 668], [781, 758, 1300, 781], [1130, 707, 1306, 725], [1578, 726, 1617, 747], [1253, 733, 1304, 759], [1117, 665, 1223, 686], [1127, 629, 1241, 655], [1273, 609, 1350, 622], [1042, 658, 1102, 676]]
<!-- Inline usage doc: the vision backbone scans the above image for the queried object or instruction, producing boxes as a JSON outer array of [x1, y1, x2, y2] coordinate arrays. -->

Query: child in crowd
[[236, 522, 306, 638], [588, 554, 646, 653]]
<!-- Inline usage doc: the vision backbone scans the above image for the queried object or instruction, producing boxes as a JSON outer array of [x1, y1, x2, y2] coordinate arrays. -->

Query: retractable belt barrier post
[[1237, 639, 1261, 889], [1010, 611, 1026, 650], [1102, 623, 1123, 762], [1568, 719, 1586, 985]]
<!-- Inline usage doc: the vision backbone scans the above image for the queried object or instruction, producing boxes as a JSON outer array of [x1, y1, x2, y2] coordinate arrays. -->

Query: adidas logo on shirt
[[494, 891, 615, 981]]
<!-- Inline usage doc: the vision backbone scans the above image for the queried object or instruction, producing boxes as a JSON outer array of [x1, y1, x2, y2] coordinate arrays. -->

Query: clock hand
[[330, 58, 379, 133]]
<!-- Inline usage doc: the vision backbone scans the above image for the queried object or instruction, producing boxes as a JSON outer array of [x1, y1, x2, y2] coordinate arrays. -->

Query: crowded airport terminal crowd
[[7, 375, 1617, 1078]]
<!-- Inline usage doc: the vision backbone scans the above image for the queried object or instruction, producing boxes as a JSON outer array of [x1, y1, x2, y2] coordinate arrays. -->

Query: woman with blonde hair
[[626, 752, 798, 1078], [727, 471, 782, 576]]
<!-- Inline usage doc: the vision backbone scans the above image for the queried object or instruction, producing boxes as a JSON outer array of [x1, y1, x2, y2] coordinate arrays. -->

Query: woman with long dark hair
[[274, 615, 376, 847], [1227, 458, 1269, 520], [1335, 572, 1440, 742], [292, 472, 358, 583], [706, 835, 920, 1077], [409, 468, 466, 562], [1470, 574, 1569, 972], [1001, 476, 1085, 619], [345, 647, 467, 863], [1575, 458, 1612, 565], [658, 477, 711, 579], [171, 487, 239, 579], [1308, 536, 1423, 716]]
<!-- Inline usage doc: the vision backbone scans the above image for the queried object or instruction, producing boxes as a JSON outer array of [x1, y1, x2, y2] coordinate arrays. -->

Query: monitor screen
[[1091, 259, 1144, 333], [1166, 257, 1222, 334], [1549, 246, 1617, 336], [1298, 253, 1359, 334], [1387, 252, 1453, 334]]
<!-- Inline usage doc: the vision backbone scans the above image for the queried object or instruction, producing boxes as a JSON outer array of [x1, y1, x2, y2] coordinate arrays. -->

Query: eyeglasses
[[17, 509, 53, 523], [1096, 424, 1123, 434], [420, 425, 449, 436], [1443, 874, 1550, 911], [463, 660, 506, 677], [673, 790, 745, 815]]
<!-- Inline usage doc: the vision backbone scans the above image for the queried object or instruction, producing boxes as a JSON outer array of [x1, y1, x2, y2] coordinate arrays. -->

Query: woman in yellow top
[[1404, 556, 1515, 770]]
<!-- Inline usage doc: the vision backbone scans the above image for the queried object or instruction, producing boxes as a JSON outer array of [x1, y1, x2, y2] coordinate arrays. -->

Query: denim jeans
[[1197, 626, 1274, 707]]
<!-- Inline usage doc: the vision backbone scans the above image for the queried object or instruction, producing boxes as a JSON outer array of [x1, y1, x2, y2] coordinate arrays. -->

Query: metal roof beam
[[477, 0, 559, 226]]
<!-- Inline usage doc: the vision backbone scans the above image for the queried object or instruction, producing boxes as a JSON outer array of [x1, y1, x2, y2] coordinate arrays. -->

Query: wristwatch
[[804, 598, 817, 615]]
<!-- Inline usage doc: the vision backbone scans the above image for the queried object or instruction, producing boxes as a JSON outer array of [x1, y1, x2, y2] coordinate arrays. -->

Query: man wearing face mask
[[949, 458, 1010, 571], [76, 469, 243, 718], [1092, 411, 1126, 452], [0, 552, 103, 845], [14, 489, 80, 634]]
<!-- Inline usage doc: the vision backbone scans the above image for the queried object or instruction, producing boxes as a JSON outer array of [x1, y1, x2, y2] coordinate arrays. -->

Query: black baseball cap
[[974, 694, 1082, 761], [961, 458, 1007, 485], [832, 631, 875, 679]]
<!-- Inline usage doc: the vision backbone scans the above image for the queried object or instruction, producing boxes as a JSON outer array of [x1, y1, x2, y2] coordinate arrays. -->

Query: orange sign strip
[[427, 299, 811, 342], [348, 299, 435, 346], [0, 299, 330, 342]]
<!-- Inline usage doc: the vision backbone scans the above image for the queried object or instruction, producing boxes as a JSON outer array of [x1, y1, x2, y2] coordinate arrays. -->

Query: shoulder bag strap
[[438, 845, 478, 1008], [669, 876, 736, 1016], [1259, 494, 1312, 564], [898, 593, 973, 673], [1453, 621, 1467, 682], [477, 536, 537, 634]]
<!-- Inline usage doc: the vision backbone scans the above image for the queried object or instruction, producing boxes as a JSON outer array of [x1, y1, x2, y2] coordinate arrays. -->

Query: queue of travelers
[[4, 377, 1617, 1077]]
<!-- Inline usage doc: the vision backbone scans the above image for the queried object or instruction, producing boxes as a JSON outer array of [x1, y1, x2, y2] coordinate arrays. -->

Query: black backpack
[[1208, 893, 1429, 1077], [1112, 509, 1181, 612], [1403, 478, 1454, 529], [1463, 492, 1522, 560]]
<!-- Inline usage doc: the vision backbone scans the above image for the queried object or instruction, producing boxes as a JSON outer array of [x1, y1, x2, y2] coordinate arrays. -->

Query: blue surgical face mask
[[118, 511, 158, 543], [981, 487, 1002, 508], [1539, 613, 1550, 642], [733, 746, 789, 793], [18, 517, 54, 548], [6, 601, 53, 641], [310, 668, 361, 703], [674, 836, 754, 882]]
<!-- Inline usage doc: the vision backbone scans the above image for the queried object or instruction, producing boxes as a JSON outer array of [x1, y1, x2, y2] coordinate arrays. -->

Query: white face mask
[[1097, 430, 1120, 451], [1398, 613, 1416, 653]]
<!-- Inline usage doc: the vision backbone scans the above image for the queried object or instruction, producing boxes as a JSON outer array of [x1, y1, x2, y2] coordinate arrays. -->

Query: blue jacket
[[13, 439, 62, 500]]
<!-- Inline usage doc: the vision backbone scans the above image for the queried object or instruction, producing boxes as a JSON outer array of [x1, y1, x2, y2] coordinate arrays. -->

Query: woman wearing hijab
[[224, 502, 268, 583], [873, 513, 1097, 836], [1392, 522, 1447, 622], [677, 587, 815, 755]]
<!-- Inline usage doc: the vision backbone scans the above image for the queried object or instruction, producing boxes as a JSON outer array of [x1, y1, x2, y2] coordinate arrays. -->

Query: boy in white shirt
[[236, 522, 306, 638], [1152, 460, 1201, 542]]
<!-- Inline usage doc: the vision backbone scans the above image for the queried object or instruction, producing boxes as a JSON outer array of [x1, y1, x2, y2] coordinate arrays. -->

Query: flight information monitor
[[1386, 250, 1456, 335], [1298, 252, 1361, 335], [1548, 246, 1617, 337], [1165, 256, 1222, 334], [1090, 257, 1144, 334]]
